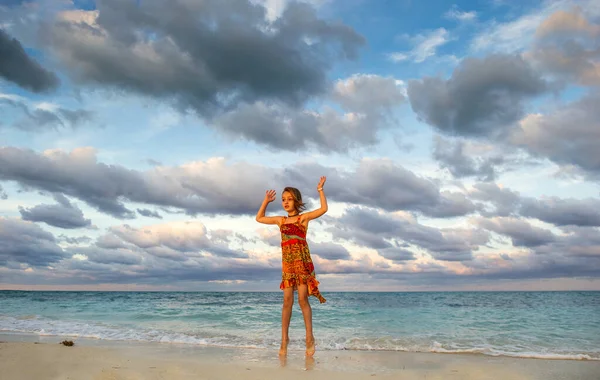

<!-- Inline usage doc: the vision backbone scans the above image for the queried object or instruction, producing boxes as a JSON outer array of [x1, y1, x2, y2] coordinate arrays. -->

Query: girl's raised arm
[[256, 189, 281, 225], [302, 176, 328, 221]]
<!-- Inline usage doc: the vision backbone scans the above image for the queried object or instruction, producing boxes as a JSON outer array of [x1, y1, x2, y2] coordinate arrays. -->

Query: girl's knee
[[283, 296, 294, 308], [298, 296, 309, 308]]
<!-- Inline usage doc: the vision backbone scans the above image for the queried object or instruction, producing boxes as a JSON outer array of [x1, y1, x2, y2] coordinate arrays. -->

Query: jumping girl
[[255, 176, 328, 357]]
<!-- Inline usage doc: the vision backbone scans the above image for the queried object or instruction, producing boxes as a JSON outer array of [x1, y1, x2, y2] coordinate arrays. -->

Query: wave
[[1, 315, 598, 361]]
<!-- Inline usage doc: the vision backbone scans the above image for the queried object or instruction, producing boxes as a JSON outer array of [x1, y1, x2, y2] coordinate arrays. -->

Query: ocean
[[1, 291, 598, 360]]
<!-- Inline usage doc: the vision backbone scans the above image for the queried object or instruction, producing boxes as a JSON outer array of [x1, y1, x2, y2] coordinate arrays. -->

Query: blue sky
[[1, 0, 600, 291]]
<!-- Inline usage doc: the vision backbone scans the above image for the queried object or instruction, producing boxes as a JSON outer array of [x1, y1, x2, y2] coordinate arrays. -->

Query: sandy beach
[[1, 335, 599, 380]]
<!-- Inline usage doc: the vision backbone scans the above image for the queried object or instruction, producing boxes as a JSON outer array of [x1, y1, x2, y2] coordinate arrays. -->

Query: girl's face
[[281, 191, 296, 214]]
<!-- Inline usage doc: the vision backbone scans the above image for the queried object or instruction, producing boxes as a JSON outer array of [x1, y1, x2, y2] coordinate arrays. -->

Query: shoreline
[[2, 334, 600, 379], [1, 331, 597, 362]]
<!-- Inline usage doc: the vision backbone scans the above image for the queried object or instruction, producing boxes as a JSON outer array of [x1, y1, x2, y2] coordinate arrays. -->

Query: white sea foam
[[1, 315, 598, 361]]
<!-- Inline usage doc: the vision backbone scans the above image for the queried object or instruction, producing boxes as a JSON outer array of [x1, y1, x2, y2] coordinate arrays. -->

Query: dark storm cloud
[[0, 147, 474, 219], [327, 207, 490, 262], [43, 0, 365, 116], [0, 217, 68, 267], [136, 208, 162, 219], [408, 54, 547, 138], [19, 193, 92, 229], [0, 29, 59, 92]]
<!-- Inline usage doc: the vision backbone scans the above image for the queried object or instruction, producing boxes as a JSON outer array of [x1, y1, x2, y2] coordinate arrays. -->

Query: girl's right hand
[[264, 189, 276, 203]]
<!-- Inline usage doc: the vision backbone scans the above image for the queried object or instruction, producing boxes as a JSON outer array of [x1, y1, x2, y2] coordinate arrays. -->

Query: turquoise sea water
[[1, 291, 598, 360]]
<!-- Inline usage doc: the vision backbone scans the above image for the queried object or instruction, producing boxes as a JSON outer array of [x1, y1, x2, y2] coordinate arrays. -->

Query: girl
[[255, 176, 328, 357]]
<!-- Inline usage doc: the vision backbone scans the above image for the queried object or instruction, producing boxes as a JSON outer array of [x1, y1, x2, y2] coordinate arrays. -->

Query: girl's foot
[[279, 338, 290, 356], [305, 336, 315, 357]]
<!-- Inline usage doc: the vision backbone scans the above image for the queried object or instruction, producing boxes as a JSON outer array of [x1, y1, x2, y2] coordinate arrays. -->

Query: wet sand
[[1, 336, 599, 380]]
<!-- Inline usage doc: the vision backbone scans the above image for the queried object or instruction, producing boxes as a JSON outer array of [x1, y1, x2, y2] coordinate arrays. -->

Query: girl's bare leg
[[280, 287, 294, 356], [297, 284, 315, 356]]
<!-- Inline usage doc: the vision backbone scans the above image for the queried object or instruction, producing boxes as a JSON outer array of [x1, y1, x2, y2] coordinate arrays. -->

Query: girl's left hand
[[317, 176, 326, 189]]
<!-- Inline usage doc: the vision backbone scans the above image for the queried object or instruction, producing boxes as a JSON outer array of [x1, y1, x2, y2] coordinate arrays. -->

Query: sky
[[1, 0, 600, 292]]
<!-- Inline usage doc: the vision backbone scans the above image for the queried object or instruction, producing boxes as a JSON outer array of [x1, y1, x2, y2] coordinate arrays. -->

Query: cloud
[[528, 8, 600, 86], [214, 74, 405, 152], [104, 221, 249, 261], [389, 28, 450, 63], [444, 6, 477, 22], [0, 96, 93, 131], [0, 184, 7, 200], [535, 8, 600, 38], [42, 0, 365, 117], [469, 183, 522, 217], [470, 1, 565, 53], [520, 197, 600, 227], [476, 217, 556, 247], [470, 182, 600, 227], [110, 222, 208, 253], [433, 136, 503, 181], [470, 0, 600, 54], [376, 247, 415, 262], [0, 147, 472, 219], [309, 241, 352, 260], [136, 208, 162, 219], [284, 159, 477, 217], [48, 219, 280, 283], [256, 0, 331, 22], [0, 29, 59, 92], [327, 207, 489, 262], [58, 235, 92, 245], [72, 246, 143, 265], [408, 54, 547, 138], [511, 93, 600, 176], [0, 0, 28, 6], [19, 193, 92, 229], [0, 217, 68, 267], [533, 226, 600, 260], [0, 147, 276, 218], [1, 213, 598, 288]]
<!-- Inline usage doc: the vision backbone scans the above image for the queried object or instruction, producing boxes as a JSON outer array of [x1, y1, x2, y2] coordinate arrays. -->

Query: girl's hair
[[282, 187, 306, 213]]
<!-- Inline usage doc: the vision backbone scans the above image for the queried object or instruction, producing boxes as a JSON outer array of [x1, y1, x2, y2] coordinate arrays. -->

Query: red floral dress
[[279, 216, 326, 303]]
